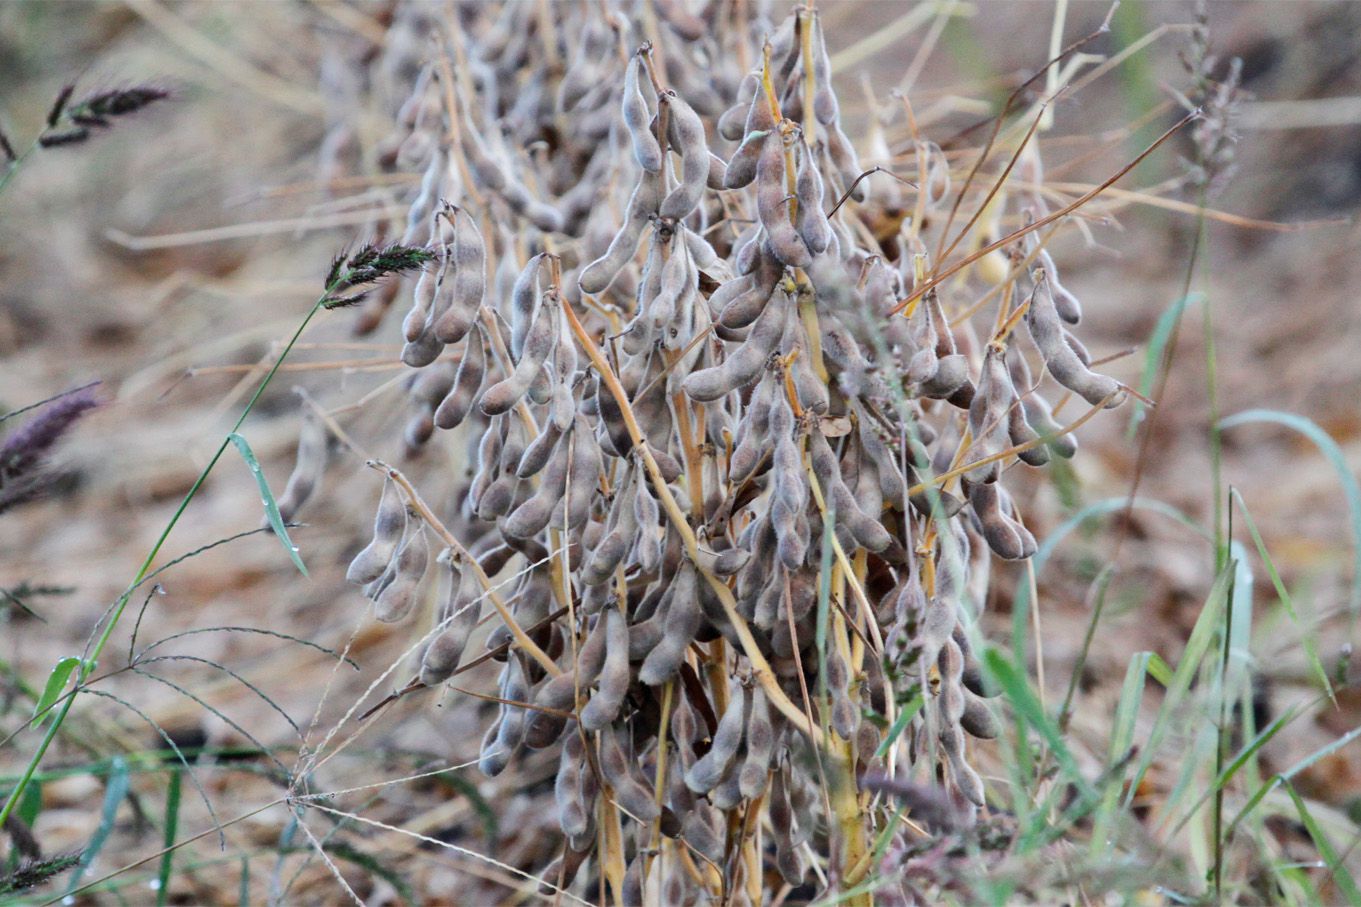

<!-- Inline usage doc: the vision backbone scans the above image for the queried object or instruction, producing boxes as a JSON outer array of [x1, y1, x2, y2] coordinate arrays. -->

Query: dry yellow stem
[[563, 298, 825, 746], [368, 461, 563, 679]]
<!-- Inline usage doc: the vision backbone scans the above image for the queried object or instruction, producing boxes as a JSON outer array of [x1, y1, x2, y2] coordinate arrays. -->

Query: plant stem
[[562, 298, 824, 746], [0, 286, 335, 831], [0, 140, 40, 203]]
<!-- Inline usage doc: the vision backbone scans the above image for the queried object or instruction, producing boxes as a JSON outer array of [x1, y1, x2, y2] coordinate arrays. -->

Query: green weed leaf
[[227, 432, 307, 576]]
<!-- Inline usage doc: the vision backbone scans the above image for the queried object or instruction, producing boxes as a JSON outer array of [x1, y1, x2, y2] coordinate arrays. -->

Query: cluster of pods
[[287, 1, 1130, 901]]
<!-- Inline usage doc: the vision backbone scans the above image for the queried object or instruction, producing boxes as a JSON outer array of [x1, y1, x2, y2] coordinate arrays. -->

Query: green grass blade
[[29, 656, 82, 729], [875, 694, 924, 760], [1219, 409, 1361, 615], [1017, 497, 1211, 620], [227, 432, 307, 576], [1124, 565, 1232, 809], [1231, 488, 1335, 703], [983, 648, 1094, 801], [157, 768, 183, 907], [1058, 566, 1114, 732], [1284, 782, 1361, 907], [17, 779, 42, 827], [65, 757, 129, 896], [1145, 652, 1174, 686], [1127, 292, 1204, 439], [1090, 651, 1152, 857], [1170, 700, 1304, 837], [1227, 719, 1361, 838]]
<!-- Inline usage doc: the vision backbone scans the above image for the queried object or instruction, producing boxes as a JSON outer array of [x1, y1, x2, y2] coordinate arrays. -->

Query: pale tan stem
[[367, 461, 562, 678], [562, 299, 824, 746]]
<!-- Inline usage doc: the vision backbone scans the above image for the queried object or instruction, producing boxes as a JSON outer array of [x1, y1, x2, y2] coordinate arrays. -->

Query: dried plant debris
[[326, 2, 1137, 901]]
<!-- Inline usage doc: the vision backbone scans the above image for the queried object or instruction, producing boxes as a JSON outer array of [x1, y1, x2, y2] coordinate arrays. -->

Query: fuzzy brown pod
[[346, 480, 408, 585]]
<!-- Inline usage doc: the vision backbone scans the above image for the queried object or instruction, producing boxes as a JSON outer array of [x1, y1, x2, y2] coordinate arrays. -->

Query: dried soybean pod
[[685, 684, 746, 794], [855, 718, 882, 767], [582, 498, 635, 585], [824, 121, 864, 202], [481, 295, 558, 416], [432, 209, 484, 345], [920, 352, 969, 400], [1008, 389, 1049, 466], [623, 54, 662, 173], [756, 131, 811, 268], [509, 255, 543, 361], [633, 483, 664, 574], [621, 854, 644, 907], [403, 408, 435, 452], [794, 144, 832, 255], [418, 562, 481, 685], [639, 562, 701, 684], [729, 374, 775, 482], [683, 288, 788, 402], [683, 223, 724, 275], [704, 150, 729, 192], [403, 267, 439, 343], [722, 127, 770, 190], [537, 612, 612, 714], [790, 350, 829, 414], [681, 804, 725, 864], [517, 419, 563, 478], [696, 545, 749, 578], [770, 769, 806, 884], [1038, 249, 1083, 324], [717, 253, 781, 329], [374, 524, 429, 623], [599, 727, 660, 822], [708, 272, 754, 317], [563, 416, 600, 530], [967, 480, 1035, 561], [718, 70, 760, 140], [400, 323, 444, 369], [960, 688, 1001, 739], [811, 16, 838, 125], [808, 429, 891, 552], [555, 729, 591, 837], [503, 438, 568, 539], [410, 360, 457, 407], [479, 659, 529, 776], [944, 723, 986, 807], [649, 238, 691, 332], [275, 404, 328, 524], [579, 608, 629, 731], [709, 767, 744, 810], [579, 172, 661, 294], [476, 473, 517, 522], [1026, 271, 1124, 408], [626, 613, 664, 662], [659, 92, 709, 221], [826, 648, 858, 740], [962, 344, 1015, 485], [500, 178, 567, 235], [434, 323, 487, 430], [1009, 349, 1077, 459], [346, 480, 408, 585], [737, 685, 774, 798], [401, 144, 444, 245], [363, 562, 395, 604]]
